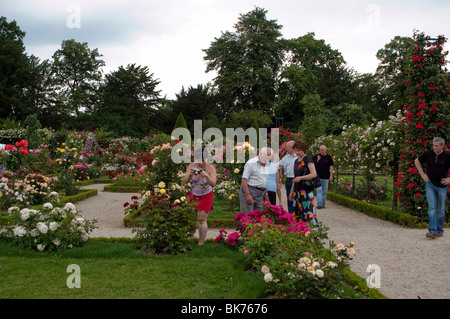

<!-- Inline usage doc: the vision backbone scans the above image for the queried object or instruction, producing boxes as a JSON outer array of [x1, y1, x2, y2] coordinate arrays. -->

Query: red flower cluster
[[5, 140, 28, 155]]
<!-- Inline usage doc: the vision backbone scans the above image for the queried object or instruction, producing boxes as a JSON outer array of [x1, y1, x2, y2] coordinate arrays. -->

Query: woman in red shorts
[[184, 150, 216, 245]]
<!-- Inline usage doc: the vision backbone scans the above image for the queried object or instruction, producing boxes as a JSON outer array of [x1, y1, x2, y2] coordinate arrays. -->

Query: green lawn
[[0, 239, 266, 299]]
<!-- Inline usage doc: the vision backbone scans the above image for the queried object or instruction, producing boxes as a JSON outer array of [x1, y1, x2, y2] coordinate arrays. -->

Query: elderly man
[[239, 147, 272, 213]]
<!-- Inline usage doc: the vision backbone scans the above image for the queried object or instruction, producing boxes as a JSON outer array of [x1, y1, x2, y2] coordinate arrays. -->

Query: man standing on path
[[414, 137, 450, 239], [240, 147, 272, 214], [278, 141, 297, 214], [313, 145, 334, 209]]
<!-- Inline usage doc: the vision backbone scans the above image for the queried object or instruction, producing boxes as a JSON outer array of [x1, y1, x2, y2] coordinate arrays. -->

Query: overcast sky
[[1, 0, 449, 99]]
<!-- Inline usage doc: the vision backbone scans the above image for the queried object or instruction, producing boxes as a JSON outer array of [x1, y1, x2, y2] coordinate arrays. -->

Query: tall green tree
[[204, 7, 283, 116], [170, 84, 220, 133], [375, 35, 415, 116], [277, 33, 356, 128], [93, 64, 162, 137], [50, 39, 105, 116], [0, 17, 41, 120]]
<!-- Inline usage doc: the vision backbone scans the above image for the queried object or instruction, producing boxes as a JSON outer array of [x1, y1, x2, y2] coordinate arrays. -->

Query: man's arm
[[414, 158, 429, 182]]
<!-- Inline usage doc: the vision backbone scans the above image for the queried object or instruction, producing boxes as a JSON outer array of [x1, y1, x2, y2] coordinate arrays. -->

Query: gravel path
[[76, 183, 450, 299]]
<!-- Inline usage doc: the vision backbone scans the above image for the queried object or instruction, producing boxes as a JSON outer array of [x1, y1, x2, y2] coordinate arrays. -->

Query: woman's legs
[[197, 211, 209, 245]]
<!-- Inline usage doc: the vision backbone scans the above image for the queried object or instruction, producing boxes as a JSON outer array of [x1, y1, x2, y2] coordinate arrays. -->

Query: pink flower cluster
[[216, 202, 311, 246]]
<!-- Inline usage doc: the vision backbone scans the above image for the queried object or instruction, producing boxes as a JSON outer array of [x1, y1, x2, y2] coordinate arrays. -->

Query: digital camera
[[192, 168, 202, 175]]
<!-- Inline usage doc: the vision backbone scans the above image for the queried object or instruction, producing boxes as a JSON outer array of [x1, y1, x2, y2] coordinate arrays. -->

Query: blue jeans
[[285, 179, 294, 214], [425, 181, 447, 235], [316, 179, 330, 208]]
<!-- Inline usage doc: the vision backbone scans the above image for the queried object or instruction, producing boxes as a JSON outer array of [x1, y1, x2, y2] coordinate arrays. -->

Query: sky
[[1, 0, 449, 99]]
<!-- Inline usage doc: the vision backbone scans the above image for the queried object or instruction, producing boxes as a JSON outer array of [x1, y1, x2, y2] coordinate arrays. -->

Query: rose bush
[[398, 32, 449, 220], [1, 202, 96, 251], [124, 182, 198, 254]]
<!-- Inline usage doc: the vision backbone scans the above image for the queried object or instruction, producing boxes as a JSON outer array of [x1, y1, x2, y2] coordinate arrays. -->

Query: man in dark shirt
[[414, 137, 450, 239], [313, 145, 334, 209]]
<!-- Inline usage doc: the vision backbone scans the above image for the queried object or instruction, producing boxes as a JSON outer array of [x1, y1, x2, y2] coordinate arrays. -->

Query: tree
[[398, 31, 449, 220], [50, 39, 105, 116], [375, 36, 415, 117], [93, 64, 162, 137], [170, 84, 219, 133], [204, 7, 283, 116], [277, 33, 356, 128], [0, 17, 42, 120]]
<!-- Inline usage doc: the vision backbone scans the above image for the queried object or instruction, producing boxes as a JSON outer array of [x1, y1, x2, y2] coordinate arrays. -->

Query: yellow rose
[[180, 196, 186, 202], [158, 181, 166, 188], [160, 189, 166, 194], [234, 168, 240, 174]]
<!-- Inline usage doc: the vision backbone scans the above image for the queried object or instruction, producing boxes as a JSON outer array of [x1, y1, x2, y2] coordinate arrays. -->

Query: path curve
[[76, 184, 450, 299]]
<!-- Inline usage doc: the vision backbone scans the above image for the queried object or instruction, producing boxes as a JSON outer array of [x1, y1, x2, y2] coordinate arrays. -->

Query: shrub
[[124, 183, 198, 254], [1, 202, 96, 251]]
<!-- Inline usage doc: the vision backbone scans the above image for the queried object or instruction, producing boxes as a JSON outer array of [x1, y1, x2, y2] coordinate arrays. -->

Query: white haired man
[[240, 147, 272, 213]]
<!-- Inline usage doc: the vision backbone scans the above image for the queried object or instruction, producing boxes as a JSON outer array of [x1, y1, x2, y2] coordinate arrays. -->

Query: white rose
[[36, 222, 48, 234], [49, 222, 59, 231], [8, 206, 20, 214], [20, 209, 30, 221], [29, 229, 39, 237], [36, 244, 46, 252], [316, 269, 324, 278], [264, 273, 273, 283], [64, 202, 76, 212], [13, 226, 27, 237], [261, 265, 270, 274], [52, 239, 61, 246], [43, 203, 53, 210]]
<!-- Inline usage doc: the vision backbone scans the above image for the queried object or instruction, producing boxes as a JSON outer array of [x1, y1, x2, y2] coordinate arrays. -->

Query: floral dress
[[293, 156, 318, 225]]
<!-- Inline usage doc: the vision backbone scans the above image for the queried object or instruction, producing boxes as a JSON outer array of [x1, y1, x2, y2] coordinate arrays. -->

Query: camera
[[192, 168, 202, 175]]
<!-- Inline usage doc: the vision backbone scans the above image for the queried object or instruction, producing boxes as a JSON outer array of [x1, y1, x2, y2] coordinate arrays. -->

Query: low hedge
[[326, 191, 420, 228], [104, 184, 141, 193]]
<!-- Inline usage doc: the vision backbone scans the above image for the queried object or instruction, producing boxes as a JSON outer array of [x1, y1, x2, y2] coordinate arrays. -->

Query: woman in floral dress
[[288, 140, 318, 224]]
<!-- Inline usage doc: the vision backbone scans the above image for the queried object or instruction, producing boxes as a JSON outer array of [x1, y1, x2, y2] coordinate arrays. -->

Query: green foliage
[[204, 7, 283, 115], [124, 190, 197, 255], [173, 112, 188, 130], [93, 64, 162, 138], [51, 39, 105, 116]]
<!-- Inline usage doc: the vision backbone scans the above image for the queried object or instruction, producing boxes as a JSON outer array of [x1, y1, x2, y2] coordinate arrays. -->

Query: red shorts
[[190, 191, 213, 213]]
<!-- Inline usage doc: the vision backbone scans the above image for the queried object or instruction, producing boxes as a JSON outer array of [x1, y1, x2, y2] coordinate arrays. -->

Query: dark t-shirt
[[293, 156, 314, 192], [418, 150, 450, 188], [313, 154, 334, 179]]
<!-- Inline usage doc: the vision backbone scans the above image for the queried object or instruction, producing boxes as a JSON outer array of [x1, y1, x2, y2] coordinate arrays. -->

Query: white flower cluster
[[3, 202, 95, 252]]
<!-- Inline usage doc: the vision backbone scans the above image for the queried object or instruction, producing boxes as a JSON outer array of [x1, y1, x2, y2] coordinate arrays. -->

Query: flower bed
[[215, 203, 364, 299]]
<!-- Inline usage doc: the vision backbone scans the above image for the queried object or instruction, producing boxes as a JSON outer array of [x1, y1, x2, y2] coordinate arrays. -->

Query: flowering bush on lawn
[[124, 182, 198, 254], [260, 242, 355, 299], [1, 202, 96, 252]]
